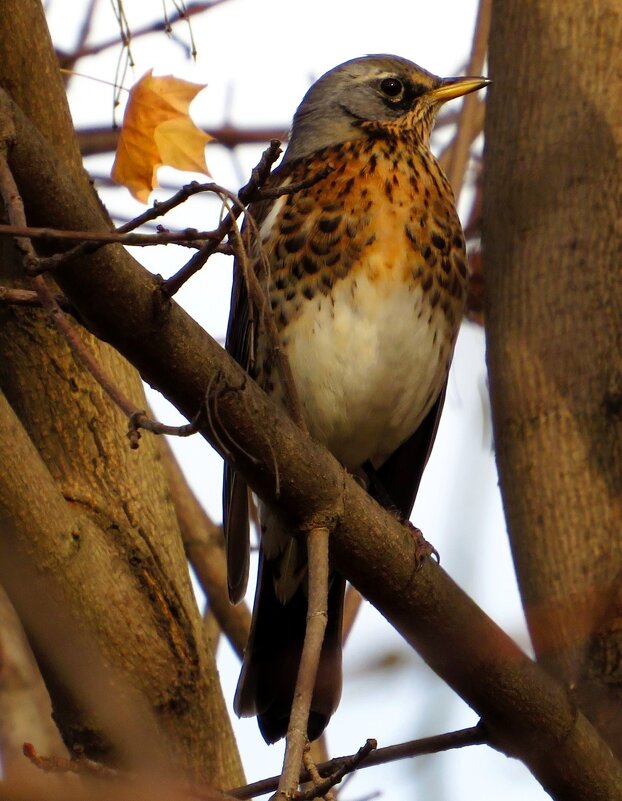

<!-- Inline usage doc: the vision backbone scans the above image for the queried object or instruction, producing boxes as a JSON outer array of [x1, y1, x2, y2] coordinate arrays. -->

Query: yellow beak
[[427, 76, 491, 103]]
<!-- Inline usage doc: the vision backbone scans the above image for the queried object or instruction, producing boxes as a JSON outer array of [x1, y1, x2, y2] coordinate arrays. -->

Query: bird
[[223, 54, 489, 744]]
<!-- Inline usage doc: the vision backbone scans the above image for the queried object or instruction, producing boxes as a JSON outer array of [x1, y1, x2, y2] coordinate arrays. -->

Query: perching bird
[[223, 54, 489, 743]]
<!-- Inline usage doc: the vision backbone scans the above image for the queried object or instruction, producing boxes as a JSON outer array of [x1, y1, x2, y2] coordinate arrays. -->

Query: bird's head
[[284, 54, 490, 161]]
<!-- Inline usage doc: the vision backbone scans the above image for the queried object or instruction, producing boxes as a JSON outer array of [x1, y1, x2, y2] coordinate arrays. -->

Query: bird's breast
[[256, 136, 468, 468], [279, 269, 456, 469]]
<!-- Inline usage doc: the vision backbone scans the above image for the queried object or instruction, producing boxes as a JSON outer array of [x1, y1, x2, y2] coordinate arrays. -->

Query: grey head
[[283, 54, 489, 162]]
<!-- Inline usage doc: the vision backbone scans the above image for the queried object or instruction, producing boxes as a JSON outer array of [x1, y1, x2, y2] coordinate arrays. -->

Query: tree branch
[[229, 727, 484, 799], [277, 527, 331, 798]]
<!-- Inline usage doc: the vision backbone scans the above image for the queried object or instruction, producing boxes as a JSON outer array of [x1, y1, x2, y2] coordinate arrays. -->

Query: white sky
[[44, 2, 550, 799]]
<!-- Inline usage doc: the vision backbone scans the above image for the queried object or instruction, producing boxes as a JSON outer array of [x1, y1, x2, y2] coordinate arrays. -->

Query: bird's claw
[[405, 521, 439, 566]]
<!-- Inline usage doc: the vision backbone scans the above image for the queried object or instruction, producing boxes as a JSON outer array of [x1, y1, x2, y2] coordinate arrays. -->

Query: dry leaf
[[112, 70, 213, 202]]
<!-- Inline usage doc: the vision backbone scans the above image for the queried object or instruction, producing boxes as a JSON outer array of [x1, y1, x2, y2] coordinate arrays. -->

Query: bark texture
[[0, 0, 243, 785], [484, 0, 622, 751]]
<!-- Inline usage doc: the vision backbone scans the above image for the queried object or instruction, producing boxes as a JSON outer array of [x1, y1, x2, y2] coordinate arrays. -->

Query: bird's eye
[[380, 77, 404, 99]]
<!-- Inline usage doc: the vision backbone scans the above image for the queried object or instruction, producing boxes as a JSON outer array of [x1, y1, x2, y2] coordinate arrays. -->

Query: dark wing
[[234, 552, 345, 744], [374, 382, 447, 520], [222, 185, 282, 603], [222, 243, 252, 603]]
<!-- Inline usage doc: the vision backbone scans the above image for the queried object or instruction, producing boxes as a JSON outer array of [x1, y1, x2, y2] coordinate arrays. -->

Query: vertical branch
[[441, 0, 491, 199], [276, 526, 330, 799]]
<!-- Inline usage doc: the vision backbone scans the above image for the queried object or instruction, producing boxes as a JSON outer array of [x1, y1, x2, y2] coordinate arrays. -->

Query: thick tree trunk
[[0, 0, 243, 786], [484, 0, 622, 752]]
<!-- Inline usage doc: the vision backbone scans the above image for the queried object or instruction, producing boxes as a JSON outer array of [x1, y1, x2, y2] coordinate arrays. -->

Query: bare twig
[[115, 182, 224, 232], [440, 0, 491, 199], [0, 157, 331, 279], [25, 179, 236, 271], [76, 109, 462, 159], [110, 0, 134, 120], [296, 739, 376, 801], [276, 526, 331, 799], [162, 140, 283, 296], [58, 1, 229, 66], [0, 221, 226, 269], [78, 124, 289, 157], [126, 408, 203, 449], [23, 742, 117, 778], [228, 726, 484, 799]]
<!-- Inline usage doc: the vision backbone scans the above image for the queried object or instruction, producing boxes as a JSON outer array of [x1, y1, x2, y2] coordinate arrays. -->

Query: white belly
[[284, 271, 453, 469]]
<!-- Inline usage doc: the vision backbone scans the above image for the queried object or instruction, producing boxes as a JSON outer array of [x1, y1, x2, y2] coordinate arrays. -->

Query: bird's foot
[[405, 522, 439, 567]]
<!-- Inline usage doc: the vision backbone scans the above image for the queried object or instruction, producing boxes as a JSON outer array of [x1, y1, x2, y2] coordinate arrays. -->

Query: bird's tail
[[234, 554, 345, 744]]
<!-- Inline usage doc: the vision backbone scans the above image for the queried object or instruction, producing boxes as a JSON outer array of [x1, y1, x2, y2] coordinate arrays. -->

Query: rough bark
[[484, 0, 622, 752], [0, 0, 243, 785]]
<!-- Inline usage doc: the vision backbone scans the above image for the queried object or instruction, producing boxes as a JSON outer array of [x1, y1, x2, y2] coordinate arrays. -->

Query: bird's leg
[[362, 461, 439, 566], [404, 521, 439, 566]]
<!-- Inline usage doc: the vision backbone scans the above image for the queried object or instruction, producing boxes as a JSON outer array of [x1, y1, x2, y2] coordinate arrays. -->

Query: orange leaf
[[112, 70, 213, 202]]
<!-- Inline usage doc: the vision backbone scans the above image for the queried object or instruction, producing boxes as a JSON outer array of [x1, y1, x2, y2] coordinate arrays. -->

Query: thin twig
[[126, 408, 202, 449], [162, 140, 283, 296], [23, 742, 118, 778], [228, 726, 485, 799], [0, 179, 243, 273], [0, 145, 139, 414], [58, 1, 229, 65], [0, 219, 214, 244], [76, 108, 462, 160], [296, 740, 376, 801], [33, 179, 235, 270], [440, 0, 491, 199], [0, 154, 330, 281], [276, 526, 331, 799], [116, 182, 225, 232]]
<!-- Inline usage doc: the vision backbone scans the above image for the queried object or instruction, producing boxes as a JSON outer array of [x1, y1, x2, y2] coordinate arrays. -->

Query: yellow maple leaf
[[112, 70, 213, 202]]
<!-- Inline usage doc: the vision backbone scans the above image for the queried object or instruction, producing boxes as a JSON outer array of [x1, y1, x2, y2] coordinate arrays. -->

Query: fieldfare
[[223, 54, 489, 743]]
